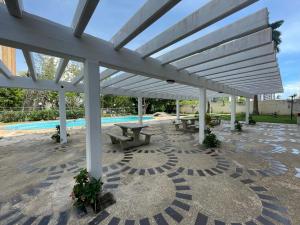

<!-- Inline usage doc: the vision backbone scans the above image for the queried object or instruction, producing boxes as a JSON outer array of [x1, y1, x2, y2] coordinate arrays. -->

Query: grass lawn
[[216, 114, 297, 124]]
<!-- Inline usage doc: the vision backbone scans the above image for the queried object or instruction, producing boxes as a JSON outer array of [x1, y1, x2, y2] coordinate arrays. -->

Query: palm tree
[[252, 20, 284, 115], [270, 20, 284, 52]]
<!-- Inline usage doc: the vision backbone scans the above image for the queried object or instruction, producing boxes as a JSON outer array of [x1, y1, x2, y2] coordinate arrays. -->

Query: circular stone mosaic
[[121, 149, 178, 176], [88, 172, 192, 225], [174, 149, 231, 176]]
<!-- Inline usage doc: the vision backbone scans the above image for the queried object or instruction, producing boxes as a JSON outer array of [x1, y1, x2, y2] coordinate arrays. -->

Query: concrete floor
[[0, 120, 299, 225]]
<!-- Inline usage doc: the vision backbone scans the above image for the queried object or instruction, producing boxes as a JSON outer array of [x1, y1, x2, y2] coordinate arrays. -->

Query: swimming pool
[[5, 116, 153, 130]]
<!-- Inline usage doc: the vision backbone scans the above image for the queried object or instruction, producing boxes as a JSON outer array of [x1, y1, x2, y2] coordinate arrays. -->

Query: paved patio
[[0, 121, 299, 225]]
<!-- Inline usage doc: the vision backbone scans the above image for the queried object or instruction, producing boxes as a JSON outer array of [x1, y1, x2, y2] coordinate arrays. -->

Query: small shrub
[[248, 116, 256, 125], [204, 127, 212, 135], [70, 169, 103, 213], [234, 120, 242, 131], [51, 125, 70, 143], [203, 128, 220, 148], [205, 114, 211, 125], [0, 109, 85, 123]]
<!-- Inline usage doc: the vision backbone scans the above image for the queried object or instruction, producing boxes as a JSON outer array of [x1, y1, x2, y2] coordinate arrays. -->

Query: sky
[[15, 0, 300, 99]]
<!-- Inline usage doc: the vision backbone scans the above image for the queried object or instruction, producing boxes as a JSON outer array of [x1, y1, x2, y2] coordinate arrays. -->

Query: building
[[0, 45, 16, 74], [0, 0, 16, 75]]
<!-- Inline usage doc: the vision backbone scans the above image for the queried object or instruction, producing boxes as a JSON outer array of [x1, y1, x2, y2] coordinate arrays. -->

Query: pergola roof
[[0, 0, 283, 100]]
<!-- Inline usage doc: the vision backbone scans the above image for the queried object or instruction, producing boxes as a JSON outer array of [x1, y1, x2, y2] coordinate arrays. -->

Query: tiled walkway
[[0, 121, 299, 224]]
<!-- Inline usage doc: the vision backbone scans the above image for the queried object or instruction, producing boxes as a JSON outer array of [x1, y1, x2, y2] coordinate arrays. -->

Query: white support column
[[230, 95, 236, 131], [138, 97, 143, 124], [245, 97, 250, 124], [59, 90, 67, 144], [199, 87, 206, 144], [176, 100, 180, 122], [84, 60, 102, 179]]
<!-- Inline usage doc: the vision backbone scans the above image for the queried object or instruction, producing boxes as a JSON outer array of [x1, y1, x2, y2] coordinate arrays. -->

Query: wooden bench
[[106, 133, 132, 149], [140, 131, 155, 145]]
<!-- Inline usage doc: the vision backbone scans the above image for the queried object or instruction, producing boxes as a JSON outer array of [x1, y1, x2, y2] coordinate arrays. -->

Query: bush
[[248, 116, 256, 125], [202, 127, 220, 148], [70, 169, 103, 213], [0, 109, 85, 123], [205, 114, 211, 125], [234, 120, 242, 131], [51, 125, 70, 143], [0, 111, 26, 123]]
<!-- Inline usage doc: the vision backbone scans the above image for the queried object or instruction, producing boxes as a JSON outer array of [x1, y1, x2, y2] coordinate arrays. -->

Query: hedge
[[0, 109, 85, 123]]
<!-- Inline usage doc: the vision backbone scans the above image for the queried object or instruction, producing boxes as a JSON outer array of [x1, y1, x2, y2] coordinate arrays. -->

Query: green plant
[[203, 128, 220, 148], [204, 127, 212, 135], [71, 169, 103, 213], [203, 133, 220, 148], [234, 120, 242, 131], [248, 116, 256, 125], [51, 125, 70, 143], [205, 114, 211, 125]]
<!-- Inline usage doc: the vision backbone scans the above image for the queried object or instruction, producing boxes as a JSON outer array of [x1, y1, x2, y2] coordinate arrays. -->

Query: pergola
[[0, 0, 283, 179]]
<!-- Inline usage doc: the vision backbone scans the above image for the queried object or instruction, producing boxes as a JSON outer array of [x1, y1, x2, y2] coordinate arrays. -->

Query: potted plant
[[234, 120, 242, 132], [248, 116, 256, 125], [51, 125, 70, 143], [70, 169, 115, 214], [202, 127, 221, 148]]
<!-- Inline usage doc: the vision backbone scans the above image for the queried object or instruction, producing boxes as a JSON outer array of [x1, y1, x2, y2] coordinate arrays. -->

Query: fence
[[180, 100, 300, 116]]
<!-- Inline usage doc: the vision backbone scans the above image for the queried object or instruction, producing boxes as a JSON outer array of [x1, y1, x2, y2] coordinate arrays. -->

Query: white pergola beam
[[110, 78, 158, 90], [0, 73, 202, 100], [173, 29, 272, 70], [232, 81, 282, 88], [22, 50, 37, 81], [72, 0, 100, 37], [220, 72, 280, 83], [217, 68, 279, 82], [111, 0, 180, 50], [206, 62, 278, 80], [137, 0, 258, 58], [4, 0, 23, 18], [100, 0, 258, 81], [0, 7, 252, 97], [158, 9, 269, 65], [0, 74, 83, 92], [100, 69, 118, 81], [187, 43, 274, 74], [101, 73, 136, 88], [106, 76, 150, 89], [195, 54, 276, 77], [72, 71, 84, 85], [229, 77, 281, 86], [55, 58, 69, 83]]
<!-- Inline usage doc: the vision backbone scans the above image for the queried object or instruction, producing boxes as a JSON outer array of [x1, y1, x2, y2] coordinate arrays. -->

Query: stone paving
[[0, 121, 299, 225]]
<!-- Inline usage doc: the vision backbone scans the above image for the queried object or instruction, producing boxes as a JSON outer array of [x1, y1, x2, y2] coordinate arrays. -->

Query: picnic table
[[114, 123, 148, 142], [106, 123, 155, 149], [180, 116, 199, 131]]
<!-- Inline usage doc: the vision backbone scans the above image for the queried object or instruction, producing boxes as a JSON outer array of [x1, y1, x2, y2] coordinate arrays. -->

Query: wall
[[180, 100, 300, 115]]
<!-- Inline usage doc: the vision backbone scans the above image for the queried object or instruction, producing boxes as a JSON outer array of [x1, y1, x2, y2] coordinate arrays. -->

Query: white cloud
[[280, 21, 300, 54], [280, 82, 300, 99]]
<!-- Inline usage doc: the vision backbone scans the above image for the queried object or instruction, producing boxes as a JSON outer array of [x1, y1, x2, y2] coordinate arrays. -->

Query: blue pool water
[[5, 116, 153, 130]]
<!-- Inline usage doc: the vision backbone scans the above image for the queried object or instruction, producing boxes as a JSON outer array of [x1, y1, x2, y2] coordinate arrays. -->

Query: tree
[[253, 20, 284, 114], [270, 20, 284, 53], [0, 88, 24, 109]]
